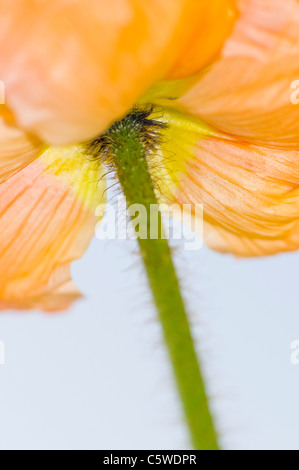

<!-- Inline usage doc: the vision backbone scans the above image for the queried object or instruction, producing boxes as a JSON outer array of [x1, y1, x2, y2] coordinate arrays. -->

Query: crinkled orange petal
[[156, 109, 299, 257], [175, 0, 299, 148], [0, 144, 105, 311], [0, 0, 234, 145], [0, 106, 43, 181]]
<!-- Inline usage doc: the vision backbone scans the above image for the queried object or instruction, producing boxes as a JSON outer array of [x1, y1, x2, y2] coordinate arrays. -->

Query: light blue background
[[0, 211, 299, 450]]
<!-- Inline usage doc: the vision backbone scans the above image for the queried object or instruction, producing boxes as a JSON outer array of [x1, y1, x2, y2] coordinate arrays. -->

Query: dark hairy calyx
[[86, 107, 167, 166]]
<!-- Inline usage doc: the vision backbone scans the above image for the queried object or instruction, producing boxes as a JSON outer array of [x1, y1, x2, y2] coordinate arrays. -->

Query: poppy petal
[[0, 0, 233, 145], [166, 0, 236, 79], [177, 0, 299, 147], [0, 144, 105, 311], [0, 106, 43, 181], [156, 108, 299, 257]]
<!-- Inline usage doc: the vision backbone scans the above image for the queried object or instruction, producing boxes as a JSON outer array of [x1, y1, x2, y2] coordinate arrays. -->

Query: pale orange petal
[[0, 144, 105, 311], [0, 106, 43, 181], [177, 0, 299, 147], [0, 0, 230, 145], [156, 109, 299, 257], [165, 0, 236, 79]]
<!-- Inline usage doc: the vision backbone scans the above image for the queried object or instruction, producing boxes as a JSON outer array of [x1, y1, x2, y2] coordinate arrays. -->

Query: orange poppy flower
[[1, 0, 298, 310]]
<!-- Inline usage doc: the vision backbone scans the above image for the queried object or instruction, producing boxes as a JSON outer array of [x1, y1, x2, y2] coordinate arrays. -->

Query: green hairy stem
[[103, 111, 219, 450]]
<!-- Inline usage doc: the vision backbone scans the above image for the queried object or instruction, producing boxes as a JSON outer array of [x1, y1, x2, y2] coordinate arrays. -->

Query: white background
[[1, 213, 299, 450]]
